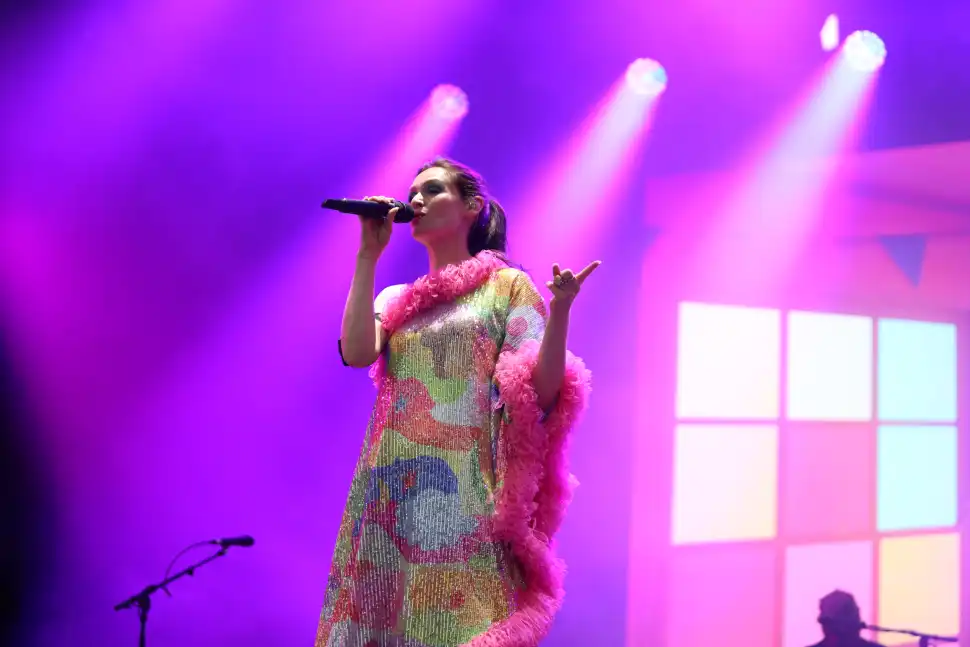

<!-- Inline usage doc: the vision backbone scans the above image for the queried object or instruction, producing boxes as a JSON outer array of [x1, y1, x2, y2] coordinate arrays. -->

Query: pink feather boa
[[368, 251, 510, 385], [467, 340, 590, 647], [372, 251, 592, 647], [379, 251, 510, 334]]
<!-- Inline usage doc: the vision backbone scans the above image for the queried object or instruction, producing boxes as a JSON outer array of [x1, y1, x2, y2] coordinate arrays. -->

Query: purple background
[[1, 1, 968, 646]]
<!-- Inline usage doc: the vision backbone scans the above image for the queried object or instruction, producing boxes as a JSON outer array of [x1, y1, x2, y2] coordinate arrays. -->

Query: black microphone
[[210, 535, 255, 548], [321, 198, 415, 223]]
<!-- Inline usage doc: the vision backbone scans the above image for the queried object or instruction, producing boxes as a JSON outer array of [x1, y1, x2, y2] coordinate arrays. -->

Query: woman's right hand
[[357, 196, 395, 260]]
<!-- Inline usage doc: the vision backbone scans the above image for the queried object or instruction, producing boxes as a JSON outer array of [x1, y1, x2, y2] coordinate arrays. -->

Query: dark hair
[[417, 157, 508, 256]]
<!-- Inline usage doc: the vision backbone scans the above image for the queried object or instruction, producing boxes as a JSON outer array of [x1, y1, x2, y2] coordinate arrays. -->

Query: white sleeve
[[374, 284, 406, 320], [338, 283, 407, 367]]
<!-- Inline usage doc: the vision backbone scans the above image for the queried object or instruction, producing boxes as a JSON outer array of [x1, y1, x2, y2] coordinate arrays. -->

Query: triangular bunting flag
[[878, 234, 927, 287]]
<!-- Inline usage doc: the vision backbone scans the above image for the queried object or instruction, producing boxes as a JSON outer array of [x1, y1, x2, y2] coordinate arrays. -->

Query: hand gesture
[[357, 196, 395, 259], [546, 260, 601, 310]]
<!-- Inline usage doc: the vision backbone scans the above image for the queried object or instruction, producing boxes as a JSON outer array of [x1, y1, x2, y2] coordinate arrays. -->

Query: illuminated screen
[[787, 311, 873, 421], [676, 302, 781, 419], [673, 424, 778, 544], [664, 303, 960, 647]]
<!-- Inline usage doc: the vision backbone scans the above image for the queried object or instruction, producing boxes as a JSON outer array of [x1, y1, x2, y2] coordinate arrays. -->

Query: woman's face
[[407, 166, 479, 246]]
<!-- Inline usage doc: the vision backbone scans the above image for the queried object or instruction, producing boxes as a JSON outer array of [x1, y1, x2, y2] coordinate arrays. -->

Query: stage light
[[430, 84, 469, 120], [843, 30, 886, 72], [626, 58, 668, 97], [820, 14, 840, 52]]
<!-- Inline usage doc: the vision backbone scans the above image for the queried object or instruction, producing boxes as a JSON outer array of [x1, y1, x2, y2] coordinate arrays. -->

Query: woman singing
[[317, 158, 598, 647]]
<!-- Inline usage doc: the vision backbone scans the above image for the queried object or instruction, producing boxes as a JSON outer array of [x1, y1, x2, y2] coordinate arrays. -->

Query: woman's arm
[[532, 260, 600, 409], [339, 254, 386, 367], [533, 301, 569, 411]]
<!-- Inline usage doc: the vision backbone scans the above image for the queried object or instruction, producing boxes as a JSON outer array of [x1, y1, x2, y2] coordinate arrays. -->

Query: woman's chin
[[410, 222, 460, 248], [410, 222, 435, 242]]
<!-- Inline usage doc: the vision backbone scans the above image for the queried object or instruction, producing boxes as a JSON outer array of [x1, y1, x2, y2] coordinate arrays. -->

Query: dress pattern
[[317, 252, 591, 647]]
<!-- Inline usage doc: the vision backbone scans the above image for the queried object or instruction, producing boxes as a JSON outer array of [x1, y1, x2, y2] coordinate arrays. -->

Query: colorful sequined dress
[[316, 251, 591, 647]]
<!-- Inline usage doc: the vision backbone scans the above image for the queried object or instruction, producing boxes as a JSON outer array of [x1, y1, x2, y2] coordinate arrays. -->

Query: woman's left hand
[[546, 260, 601, 310]]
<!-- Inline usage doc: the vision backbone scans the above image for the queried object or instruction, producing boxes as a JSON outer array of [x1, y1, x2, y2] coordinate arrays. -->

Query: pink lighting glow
[[510, 72, 659, 273], [429, 84, 469, 120], [625, 58, 668, 97]]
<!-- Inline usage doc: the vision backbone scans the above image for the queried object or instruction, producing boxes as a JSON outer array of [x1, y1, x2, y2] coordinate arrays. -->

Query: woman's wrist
[[356, 250, 381, 266]]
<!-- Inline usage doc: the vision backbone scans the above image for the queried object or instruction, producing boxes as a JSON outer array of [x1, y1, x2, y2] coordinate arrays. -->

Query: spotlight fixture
[[626, 58, 668, 97], [843, 30, 886, 72], [430, 84, 469, 120]]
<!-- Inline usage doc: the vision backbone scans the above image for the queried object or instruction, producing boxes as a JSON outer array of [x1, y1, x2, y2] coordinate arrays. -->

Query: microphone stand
[[866, 624, 958, 647], [113, 547, 231, 647]]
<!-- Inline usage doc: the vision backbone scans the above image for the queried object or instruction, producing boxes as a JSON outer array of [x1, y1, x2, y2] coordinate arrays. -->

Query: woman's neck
[[427, 241, 474, 272]]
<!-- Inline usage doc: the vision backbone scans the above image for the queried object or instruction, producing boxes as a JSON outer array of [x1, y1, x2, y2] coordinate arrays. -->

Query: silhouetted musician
[[807, 590, 886, 647]]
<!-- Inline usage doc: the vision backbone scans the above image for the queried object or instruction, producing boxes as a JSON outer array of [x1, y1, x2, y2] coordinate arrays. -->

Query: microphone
[[210, 535, 255, 548], [321, 198, 415, 223]]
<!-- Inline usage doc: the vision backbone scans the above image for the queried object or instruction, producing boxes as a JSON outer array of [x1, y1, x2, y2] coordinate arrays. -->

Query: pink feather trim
[[369, 251, 510, 385], [463, 339, 591, 647], [379, 251, 510, 334]]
